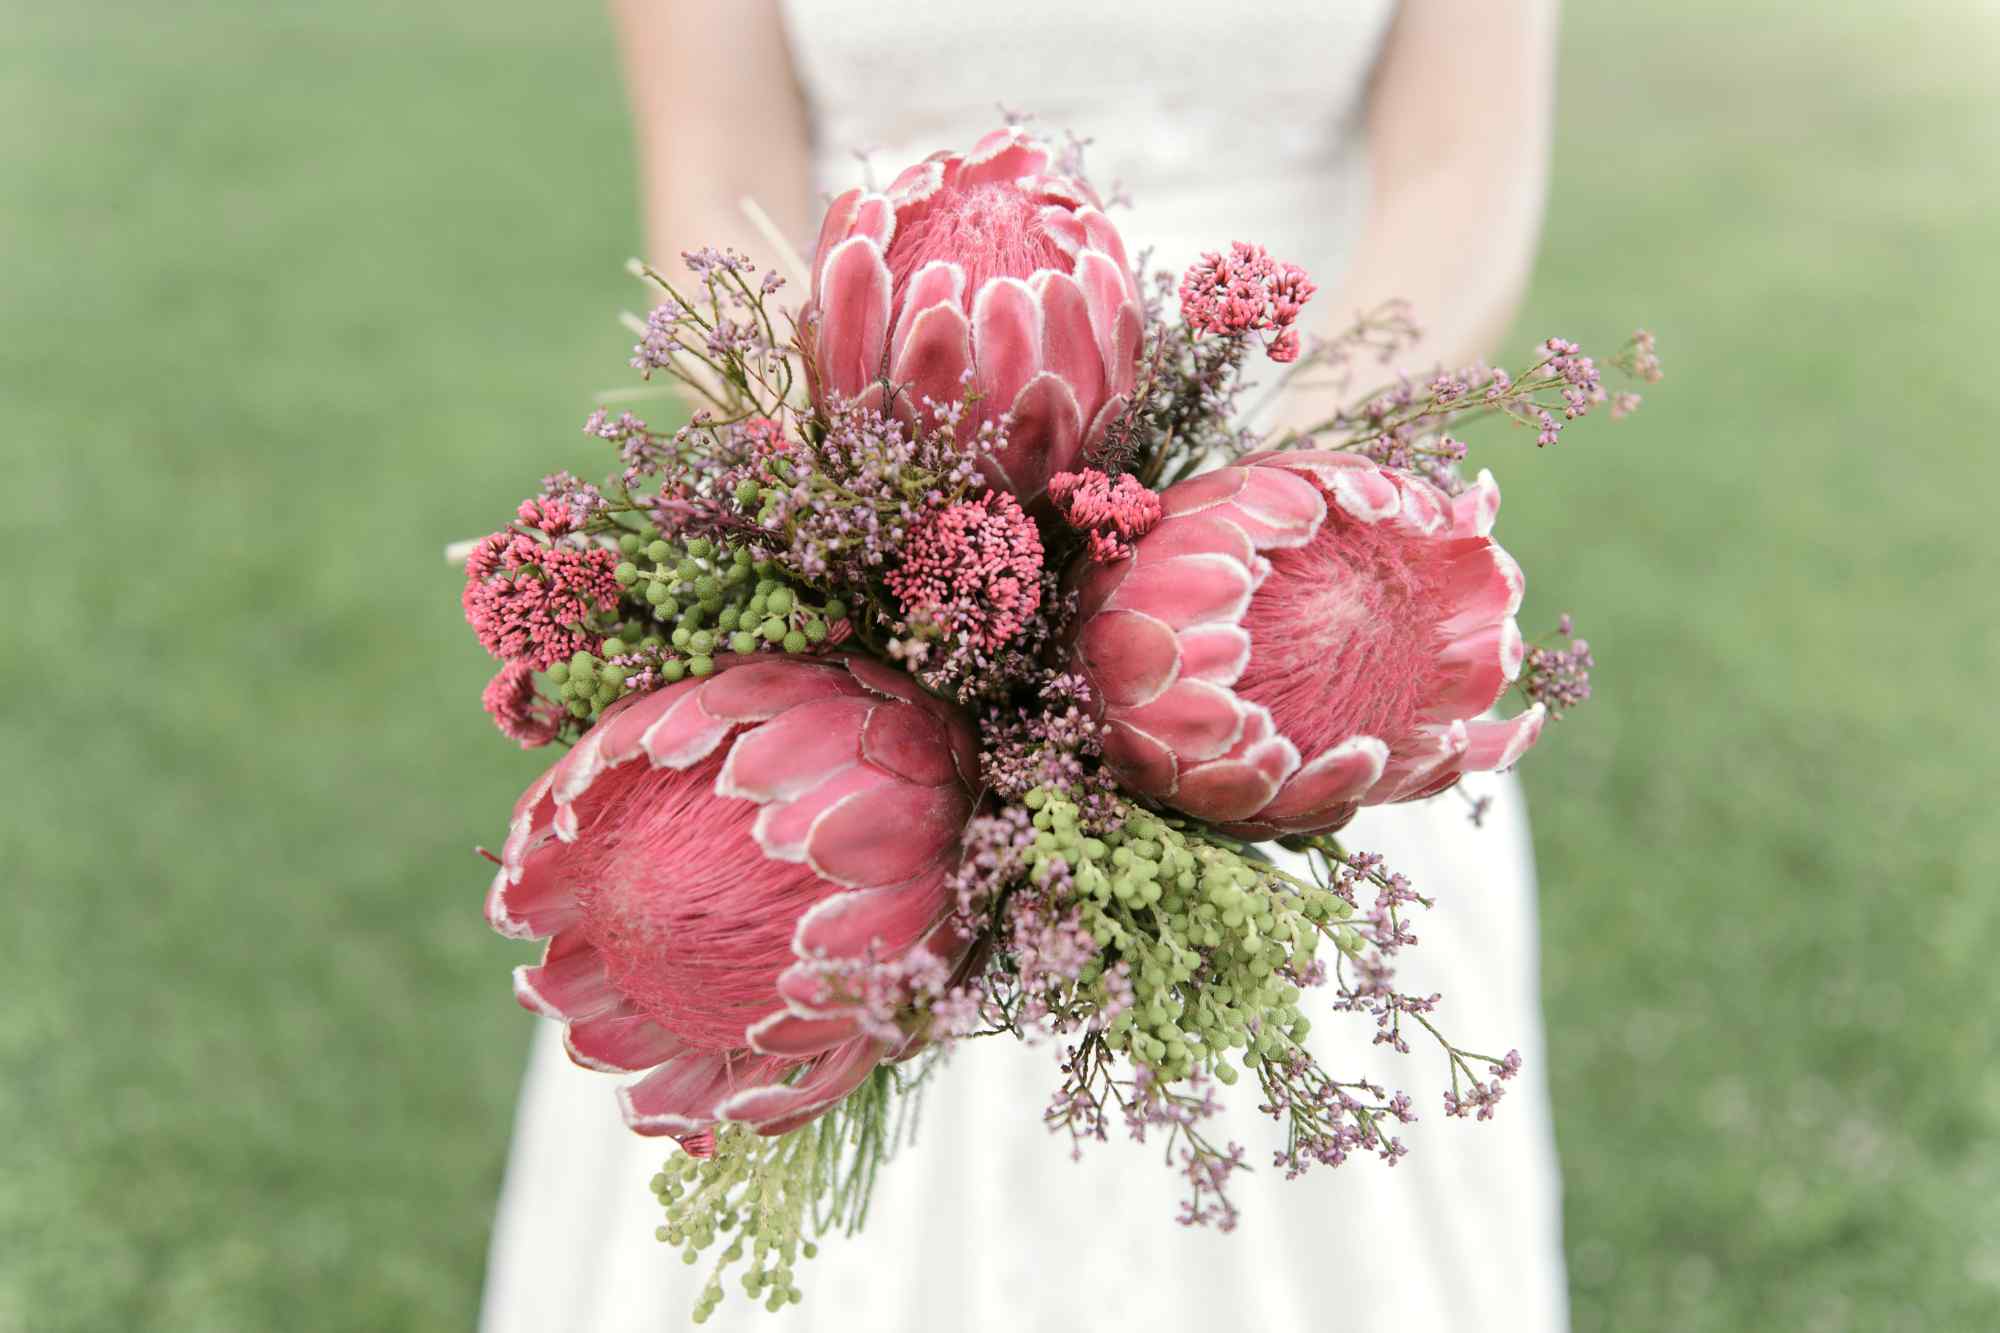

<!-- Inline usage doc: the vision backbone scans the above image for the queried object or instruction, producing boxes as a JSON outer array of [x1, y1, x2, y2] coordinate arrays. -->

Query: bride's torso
[[780, 0, 1397, 281]]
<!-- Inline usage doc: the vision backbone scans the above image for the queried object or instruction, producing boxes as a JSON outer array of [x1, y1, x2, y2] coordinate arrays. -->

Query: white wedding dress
[[481, 4, 1569, 1329]]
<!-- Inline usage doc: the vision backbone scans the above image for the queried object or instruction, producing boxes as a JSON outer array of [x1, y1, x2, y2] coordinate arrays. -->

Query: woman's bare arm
[[1283, 0, 1559, 425], [610, 0, 815, 275]]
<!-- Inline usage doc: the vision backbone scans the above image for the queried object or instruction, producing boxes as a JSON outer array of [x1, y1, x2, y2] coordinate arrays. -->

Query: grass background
[[3, 2, 1995, 1329]]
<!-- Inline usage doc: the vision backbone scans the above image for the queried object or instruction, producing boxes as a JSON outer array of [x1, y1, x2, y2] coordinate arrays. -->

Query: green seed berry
[[646, 539, 671, 563], [686, 537, 712, 558], [661, 659, 687, 683], [765, 588, 793, 615], [613, 561, 638, 586], [602, 637, 627, 658], [547, 661, 569, 684], [760, 617, 787, 642], [618, 533, 642, 556], [689, 654, 715, 676], [734, 479, 761, 506], [824, 598, 847, 620], [782, 630, 807, 653], [803, 618, 827, 643], [688, 630, 715, 656]]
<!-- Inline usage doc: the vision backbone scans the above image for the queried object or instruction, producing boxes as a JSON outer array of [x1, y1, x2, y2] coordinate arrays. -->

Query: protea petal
[[1174, 756, 1287, 823], [889, 301, 973, 429], [1262, 737, 1390, 821], [750, 764, 897, 864], [888, 259, 967, 363], [1158, 466, 1248, 517], [718, 1039, 883, 1131], [1119, 679, 1247, 762], [1175, 623, 1253, 686], [514, 938, 621, 1022], [1453, 468, 1502, 537], [1110, 553, 1254, 629], [1219, 467, 1327, 549], [1033, 270, 1107, 419], [745, 1009, 860, 1059], [859, 701, 958, 787], [969, 277, 1041, 418], [803, 782, 968, 888], [1077, 608, 1180, 707], [815, 235, 893, 401], [488, 849, 581, 940], [1461, 705, 1547, 771], [792, 881, 949, 961], [715, 695, 871, 803], [1101, 720, 1180, 795], [809, 188, 861, 305], [565, 1009, 689, 1073], [995, 371, 1083, 500], [619, 1050, 779, 1137]]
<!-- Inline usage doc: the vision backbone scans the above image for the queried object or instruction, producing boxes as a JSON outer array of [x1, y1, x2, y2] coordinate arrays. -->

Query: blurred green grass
[[2, 3, 1995, 1330]]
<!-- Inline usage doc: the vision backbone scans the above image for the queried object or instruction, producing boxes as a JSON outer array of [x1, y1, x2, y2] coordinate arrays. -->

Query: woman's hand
[[611, 0, 814, 280], [1265, 0, 1559, 439]]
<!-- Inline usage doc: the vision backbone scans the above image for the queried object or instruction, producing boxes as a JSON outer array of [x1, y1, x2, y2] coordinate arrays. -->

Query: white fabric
[[483, 5, 1568, 1329]]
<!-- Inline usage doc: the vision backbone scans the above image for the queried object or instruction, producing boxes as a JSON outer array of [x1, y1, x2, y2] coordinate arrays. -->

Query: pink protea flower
[[487, 655, 979, 1143], [1068, 451, 1545, 839], [883, 491, 1043, 650], [806, 126, 1144, 503]]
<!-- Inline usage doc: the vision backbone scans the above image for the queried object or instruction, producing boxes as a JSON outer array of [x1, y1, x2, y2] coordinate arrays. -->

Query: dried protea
[[487, 656, 978, 1143], [805, 126, 1143, 504], [1068, 451, 1545, 839]]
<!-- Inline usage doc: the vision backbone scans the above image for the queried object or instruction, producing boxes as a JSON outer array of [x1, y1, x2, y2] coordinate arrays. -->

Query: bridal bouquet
[[462, 126, 1658, 1319]]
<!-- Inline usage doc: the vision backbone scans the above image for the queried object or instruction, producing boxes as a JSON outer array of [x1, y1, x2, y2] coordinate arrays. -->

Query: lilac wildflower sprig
[[979, 672, 1122, 832], [1290, 836, 1528, 1124], [1272, 328, 1665, 493], [626, 248, 796, 422], [1519, 612, 1595, 719]]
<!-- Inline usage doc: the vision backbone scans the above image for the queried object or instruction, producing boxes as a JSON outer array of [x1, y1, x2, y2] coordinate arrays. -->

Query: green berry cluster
[[545, 647, 635, 721], [1015, 789, 1360, 1087], [610, 529, 844, 678], [652, 1127, 810, 1321], [651, 1069, 896, 1321]]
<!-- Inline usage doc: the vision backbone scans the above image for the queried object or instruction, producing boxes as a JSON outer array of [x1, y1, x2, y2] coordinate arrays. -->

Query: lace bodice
[[780, 0, 1397, 283]]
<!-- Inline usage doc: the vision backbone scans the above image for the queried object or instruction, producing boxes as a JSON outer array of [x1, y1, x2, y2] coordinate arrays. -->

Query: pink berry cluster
[[1178, 241, 1317, 362], [461, 501, 621, 671], [1047, 468, 1164, 563], [883, 491, 1044, 651]]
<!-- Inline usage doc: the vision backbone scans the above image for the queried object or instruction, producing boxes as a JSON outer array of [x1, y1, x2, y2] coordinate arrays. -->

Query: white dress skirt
[[482, 4, 1569, 1328]]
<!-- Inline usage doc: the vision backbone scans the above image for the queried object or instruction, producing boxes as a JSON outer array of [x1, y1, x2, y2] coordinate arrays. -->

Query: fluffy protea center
[[887, 182, 1072, 308], [558, 759, 833, 1053], [1236, 500, 1456, 756]]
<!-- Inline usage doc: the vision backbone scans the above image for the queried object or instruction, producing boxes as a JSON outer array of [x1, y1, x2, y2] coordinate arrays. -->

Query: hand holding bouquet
[[459, 126, 1659, 1320]]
